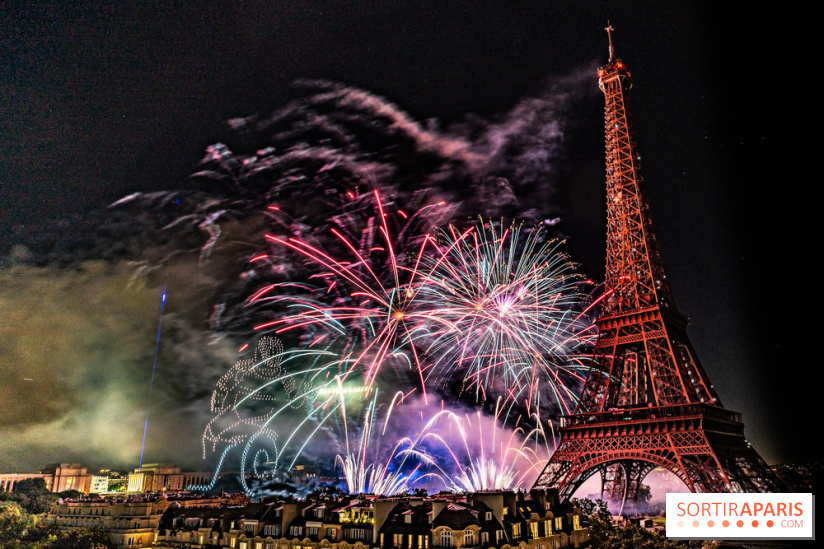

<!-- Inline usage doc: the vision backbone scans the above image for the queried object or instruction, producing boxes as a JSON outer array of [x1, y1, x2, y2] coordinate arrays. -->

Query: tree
[[573, 497, 686, 549], [307, 484, 347, 501], [11, 478, 58, 515], [13, 479, 48, 498], [0, 502, 37, 544], [57, 490, 84, 500], [2, 500, 113, 549], [41, 526, 112, 549]]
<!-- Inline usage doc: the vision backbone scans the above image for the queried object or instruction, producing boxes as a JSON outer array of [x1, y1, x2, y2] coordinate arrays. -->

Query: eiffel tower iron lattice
[[532, 25, 784, 504]]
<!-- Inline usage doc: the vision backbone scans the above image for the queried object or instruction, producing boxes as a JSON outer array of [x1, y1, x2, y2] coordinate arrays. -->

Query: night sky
[[0, 1, 813, 477]]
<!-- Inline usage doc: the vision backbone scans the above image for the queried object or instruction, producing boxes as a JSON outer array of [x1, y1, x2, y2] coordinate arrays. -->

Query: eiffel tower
[[532, 25, 784, 509]]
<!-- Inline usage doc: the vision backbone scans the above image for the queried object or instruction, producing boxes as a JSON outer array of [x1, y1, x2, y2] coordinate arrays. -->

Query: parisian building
[[46, 492, 250, 548], [151, 489, 587, 549]]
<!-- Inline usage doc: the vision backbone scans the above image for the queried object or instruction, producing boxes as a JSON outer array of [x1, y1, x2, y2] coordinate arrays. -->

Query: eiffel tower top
[[598, 22, 631, 89], [596, 23, 679, 320]]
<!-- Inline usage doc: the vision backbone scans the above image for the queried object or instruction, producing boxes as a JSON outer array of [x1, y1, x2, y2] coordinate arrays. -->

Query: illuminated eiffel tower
[[532, 25, 784, 510]]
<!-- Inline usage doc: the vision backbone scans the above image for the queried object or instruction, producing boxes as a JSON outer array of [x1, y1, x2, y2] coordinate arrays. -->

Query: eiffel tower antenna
[[605, 21, 615, 63]]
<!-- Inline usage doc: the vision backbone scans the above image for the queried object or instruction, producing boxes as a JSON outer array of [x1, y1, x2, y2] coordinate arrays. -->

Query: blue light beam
[[139, 284, 167, 470]]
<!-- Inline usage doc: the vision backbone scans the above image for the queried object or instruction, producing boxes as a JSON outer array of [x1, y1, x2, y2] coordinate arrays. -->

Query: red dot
[[722, 520, 730, 527], [707, 520, 715, 527], [692, 520, 699, 527], [736, 520, 744, 527], [752, 520, 759, 527], [767, 520, 774, 527]]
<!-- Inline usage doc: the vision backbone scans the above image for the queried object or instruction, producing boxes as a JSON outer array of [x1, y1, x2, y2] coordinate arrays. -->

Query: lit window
[[440, 530, 453, 548], [464, 529, 475, 546]]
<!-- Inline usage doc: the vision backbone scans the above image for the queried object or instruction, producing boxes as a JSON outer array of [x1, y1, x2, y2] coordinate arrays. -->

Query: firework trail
[[199, 334, 433, 496], [406, 397, 553, 492], [336, 390, 431, 496], [251, 190, 455, 399], [198, 335, 368, 492]]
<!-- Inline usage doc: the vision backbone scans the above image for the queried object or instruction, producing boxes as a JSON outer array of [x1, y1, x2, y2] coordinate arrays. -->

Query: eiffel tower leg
[[716, 447, 786, 493], [599, 463, 629, 515], [600, 460, 656, 516]]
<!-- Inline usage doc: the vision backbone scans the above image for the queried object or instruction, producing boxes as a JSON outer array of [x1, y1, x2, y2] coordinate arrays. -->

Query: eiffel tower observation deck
[[532, 25, 785, 509]]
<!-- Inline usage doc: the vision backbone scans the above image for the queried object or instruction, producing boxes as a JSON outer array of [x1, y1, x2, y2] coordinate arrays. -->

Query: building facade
[[49, 495, 171, 547], [0, 463, 92, 494], [152, 489, 587, 549], [47, 492, 249, 547], [126, 464, 214, 493]]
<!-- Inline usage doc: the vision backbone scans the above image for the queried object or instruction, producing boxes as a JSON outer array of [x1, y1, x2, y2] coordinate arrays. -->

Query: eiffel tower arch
[[532, 25, 785, 509]]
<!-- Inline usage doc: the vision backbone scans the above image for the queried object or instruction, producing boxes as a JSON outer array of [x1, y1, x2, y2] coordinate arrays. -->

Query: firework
[[411, 220, 597, 416], [216, 214, 596, 489], [251, 190, 454, 399], [336, 390, 429, 496], [196, 214, 597, 495], [408, 398, 553, 492]]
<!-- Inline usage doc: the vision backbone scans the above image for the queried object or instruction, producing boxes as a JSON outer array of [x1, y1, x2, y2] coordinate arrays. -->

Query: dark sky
[[0, 1, 813, 473]]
